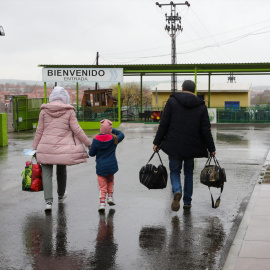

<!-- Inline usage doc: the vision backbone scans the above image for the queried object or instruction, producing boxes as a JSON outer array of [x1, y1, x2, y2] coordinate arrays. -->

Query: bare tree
[[111, 82, 151, 108]]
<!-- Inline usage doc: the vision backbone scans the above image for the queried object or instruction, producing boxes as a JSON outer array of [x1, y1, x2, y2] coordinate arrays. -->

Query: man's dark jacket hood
[[171, 92, 205, 109]]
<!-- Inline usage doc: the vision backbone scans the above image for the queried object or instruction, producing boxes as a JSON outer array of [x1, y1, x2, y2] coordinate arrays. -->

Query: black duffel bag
[[200, 156, 226, 208], [139, 151, 168, 189]]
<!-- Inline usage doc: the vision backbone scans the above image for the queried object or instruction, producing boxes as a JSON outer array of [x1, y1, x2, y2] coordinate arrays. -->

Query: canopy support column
[[76, 82, 79, 112], [44, 82, 47, 104], [118, 83, 121, 123]]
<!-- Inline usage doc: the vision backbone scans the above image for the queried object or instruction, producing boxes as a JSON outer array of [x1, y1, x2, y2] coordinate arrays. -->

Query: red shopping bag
[[31, 158, 43, 192]]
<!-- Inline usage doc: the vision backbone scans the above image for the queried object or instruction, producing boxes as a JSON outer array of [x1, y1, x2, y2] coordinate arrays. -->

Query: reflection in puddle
[[139, 226, 167, 251], [139, 213, 226, 270], [23, 207, 118, 270], [23, 205, 85, 269], [87, 209, 118, 270]]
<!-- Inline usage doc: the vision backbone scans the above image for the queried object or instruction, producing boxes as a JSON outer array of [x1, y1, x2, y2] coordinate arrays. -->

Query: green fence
[[114, 105, 270, 124], [12, 98, 270, 131], [216, 106, 270, 123], [76, 106, 120, 122], [0, 113, 8, 146]]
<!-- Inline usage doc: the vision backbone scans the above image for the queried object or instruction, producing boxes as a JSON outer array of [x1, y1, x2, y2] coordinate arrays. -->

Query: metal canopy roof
[[38, 62, 270, 76], [38, 62, 267, 109], [151, 82, 252, 92]]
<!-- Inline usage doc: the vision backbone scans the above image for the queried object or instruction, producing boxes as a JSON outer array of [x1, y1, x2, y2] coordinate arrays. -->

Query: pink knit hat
[[100, 119, 112, 134]]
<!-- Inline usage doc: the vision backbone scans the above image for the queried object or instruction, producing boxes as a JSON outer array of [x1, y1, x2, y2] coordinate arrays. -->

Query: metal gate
[[13, 96, 28, 131], [13, 96, 42, 131]]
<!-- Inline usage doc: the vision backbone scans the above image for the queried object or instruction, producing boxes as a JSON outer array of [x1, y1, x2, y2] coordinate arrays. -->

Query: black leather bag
[[139, 152, 168, 189], [200, 156, 226, 208]]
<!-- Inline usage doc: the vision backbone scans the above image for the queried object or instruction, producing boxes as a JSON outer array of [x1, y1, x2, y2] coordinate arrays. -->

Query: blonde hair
[[112, 134, 118, 145]]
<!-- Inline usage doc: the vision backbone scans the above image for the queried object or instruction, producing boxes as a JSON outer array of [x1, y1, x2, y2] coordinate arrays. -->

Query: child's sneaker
[[58, 191, 67, 203], [107, 196, 115, 206], [98, 202, 106, 212], [45, 202, 52, 212]]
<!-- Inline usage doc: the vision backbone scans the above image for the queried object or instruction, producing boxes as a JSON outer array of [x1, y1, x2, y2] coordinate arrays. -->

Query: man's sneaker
[[107, 196, 115, 206], [58, 191, 67, 203], [45, 202, 52, 212], [183, 204, 192, 209], [171, 192, 182, 212], [98, 203, 106, 212]]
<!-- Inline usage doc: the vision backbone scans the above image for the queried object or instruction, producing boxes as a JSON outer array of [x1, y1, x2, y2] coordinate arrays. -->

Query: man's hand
[[211, 152, 216, 156], [153, 145, 159, 152]]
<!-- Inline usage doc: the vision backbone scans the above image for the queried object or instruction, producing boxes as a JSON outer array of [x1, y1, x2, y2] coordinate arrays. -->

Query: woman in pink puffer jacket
[[32, 86, 91, 212]]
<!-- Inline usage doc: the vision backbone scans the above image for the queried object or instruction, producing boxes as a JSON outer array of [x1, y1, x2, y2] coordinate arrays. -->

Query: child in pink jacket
[[89, 119, 125, 212]]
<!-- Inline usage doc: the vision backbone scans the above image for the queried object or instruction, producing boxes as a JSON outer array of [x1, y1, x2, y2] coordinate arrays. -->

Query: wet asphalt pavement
[[1, 124, 270, 270]]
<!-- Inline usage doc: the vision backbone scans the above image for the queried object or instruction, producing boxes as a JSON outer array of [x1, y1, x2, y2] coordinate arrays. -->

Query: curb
[[222, 149, 270, 270]]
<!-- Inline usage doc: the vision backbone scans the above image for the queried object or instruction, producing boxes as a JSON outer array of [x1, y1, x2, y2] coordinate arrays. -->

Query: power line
[[182, 29, 217, 63], [100, 56, 143, 64], [102, 45, 169, 57], [183, 19, 223, 63], [188, 7, 232, 62], [101, 19, 270, 58], [100, 25, 270, 63], [30, 70, 42, 93]]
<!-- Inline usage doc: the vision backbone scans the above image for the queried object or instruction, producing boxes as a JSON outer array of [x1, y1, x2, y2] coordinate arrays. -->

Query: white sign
[[208, 108, 217, 124], [42, 68, 123, 83]]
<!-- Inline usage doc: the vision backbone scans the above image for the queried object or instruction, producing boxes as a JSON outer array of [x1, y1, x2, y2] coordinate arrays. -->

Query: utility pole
[[95, 51, 99, 90], [96, 51, 99, 65], [156, 1, 190, 92]]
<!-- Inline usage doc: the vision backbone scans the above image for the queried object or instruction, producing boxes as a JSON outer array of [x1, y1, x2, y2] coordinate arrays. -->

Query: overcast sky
[[1, 0, 270, 86]]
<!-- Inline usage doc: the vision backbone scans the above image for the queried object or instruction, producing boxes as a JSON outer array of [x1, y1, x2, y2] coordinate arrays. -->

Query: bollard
[[0, 113, 8, 146]]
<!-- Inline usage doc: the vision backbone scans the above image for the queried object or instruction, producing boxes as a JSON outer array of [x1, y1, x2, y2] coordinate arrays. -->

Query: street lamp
[[0, 26, 5, 36]]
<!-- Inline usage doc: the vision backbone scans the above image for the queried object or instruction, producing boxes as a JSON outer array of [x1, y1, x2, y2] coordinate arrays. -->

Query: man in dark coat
[[153, 80, 216, 212]]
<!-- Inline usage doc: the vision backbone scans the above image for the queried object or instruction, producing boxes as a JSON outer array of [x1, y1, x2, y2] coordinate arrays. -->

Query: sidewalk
[[223, 151, 270, 270]]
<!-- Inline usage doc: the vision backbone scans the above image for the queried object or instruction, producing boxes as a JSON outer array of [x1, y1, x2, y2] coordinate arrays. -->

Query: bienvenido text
[[47, 69, 105, 77]]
